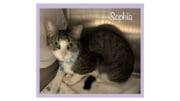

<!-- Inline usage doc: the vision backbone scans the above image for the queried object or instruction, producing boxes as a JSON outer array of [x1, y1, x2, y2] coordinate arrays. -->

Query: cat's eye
[[67, 42, 73, 50], [69, 42, 73, 47], [55, 42, 61, 49], [67, 46, 70, 50]]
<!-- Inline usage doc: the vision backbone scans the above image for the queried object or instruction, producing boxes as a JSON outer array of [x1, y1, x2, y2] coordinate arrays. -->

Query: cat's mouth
[[60, 55, 73, 61], [59, 56, 74, 64]]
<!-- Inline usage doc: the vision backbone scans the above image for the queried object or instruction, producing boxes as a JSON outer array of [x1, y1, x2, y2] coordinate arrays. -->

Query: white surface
[[41, 71, 140, 94], [0, 0, 180, 101]]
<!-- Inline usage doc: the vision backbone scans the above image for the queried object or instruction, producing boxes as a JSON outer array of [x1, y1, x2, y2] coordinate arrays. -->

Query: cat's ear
[[45, 20, 57, 37], [71, 25, 83, 39]]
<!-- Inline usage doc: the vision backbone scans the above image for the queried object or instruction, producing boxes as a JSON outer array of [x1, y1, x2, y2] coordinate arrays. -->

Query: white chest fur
[[63, 62, 74, 74], [61, 51, 79, 74]]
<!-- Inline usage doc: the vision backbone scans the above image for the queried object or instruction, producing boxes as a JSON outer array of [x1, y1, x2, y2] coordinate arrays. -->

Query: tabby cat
[[45, 21, 134, 85]]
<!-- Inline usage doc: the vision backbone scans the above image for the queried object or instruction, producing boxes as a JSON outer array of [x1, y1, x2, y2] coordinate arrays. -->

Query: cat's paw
[[64, 74, 73, 79], [63, 74, 83, 85]]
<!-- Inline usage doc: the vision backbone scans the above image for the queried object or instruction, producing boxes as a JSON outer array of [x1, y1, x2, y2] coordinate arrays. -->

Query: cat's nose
[[61, 52, 67, 58]]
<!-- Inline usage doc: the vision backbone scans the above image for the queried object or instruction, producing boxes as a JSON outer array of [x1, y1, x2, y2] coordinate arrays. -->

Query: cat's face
[[45, 21, 83, 61], [52, 33, 79, 61]]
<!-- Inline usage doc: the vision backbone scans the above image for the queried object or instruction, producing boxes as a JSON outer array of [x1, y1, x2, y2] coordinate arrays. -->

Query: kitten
[[45, 21, 134, 85]]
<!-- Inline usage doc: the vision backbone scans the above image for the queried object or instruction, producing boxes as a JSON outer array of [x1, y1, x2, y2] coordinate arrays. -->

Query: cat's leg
[[67, 70, 100, 85], [88, 70, 111, 82], [98, 73, 111, 82], [88, 70, 104, 82], [88, 70, 98, 77]]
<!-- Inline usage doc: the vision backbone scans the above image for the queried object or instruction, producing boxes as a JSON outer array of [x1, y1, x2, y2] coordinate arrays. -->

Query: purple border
[[36, 3, 144, 97], [36, 4, 40, 97], [140, 6, 144, 97]]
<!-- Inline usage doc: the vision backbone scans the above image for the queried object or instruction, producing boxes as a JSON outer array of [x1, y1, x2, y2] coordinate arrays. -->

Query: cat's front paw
[[63, 74, 83, 85]]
